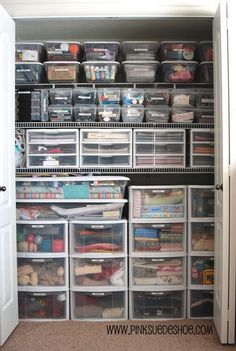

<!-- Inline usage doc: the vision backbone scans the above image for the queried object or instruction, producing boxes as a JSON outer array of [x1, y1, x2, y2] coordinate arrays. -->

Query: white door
[[213, 0, 234, 344], [0, 4, 18, 347]]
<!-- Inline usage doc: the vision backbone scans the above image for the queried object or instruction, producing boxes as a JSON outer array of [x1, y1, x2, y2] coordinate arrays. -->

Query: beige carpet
[[1, 320, 236, 351]]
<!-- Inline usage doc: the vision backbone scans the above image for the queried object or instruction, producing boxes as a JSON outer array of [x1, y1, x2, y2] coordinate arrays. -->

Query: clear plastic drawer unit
[[190, 129, 214, 167], [188, 186, 214, 220], [188, 289, 213, 319], [26, 129, 79, 168]]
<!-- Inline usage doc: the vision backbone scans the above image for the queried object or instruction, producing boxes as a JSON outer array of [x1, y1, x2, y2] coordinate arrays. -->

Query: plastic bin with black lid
[[198, 41, 213, 62], [74, 104, 97, 122], [196, 62, 213, 83], [121, 41, 159, 61], [16, 62, 44, 84], [44, 61, 80, 83], [83, 41, 120, 61], [82, 61, 119, 82], [45, 41, 81, 61], [15, 42, 46, 62], [144, 89, 171, 106], [73, 88, 97, 105], [49, 88, 73, 105], [161, 61, 198, 83], [122, 61, 159, 83], [160, 41, 197, 61]]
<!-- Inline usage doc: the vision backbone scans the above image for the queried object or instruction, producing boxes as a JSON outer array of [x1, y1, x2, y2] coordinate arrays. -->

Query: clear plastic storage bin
[[49, 88, 73, 105], [73, 88, 97, 105], [122, 105, 144, 123], [98, 88, 121, 105], [189, 222, 214, 253], [198, 41, 213, 62], [16, 42, 46, 62], [122, 61, 159, 83], [44, 61, 80, 82], [45, 41, 81, 61], [160, 41, 197, 61], [188, 289, 213, 318], [82, 61, 119, 82], [171, 108, 195, 123], [145, 106, 170, 123], [48, 105, 73, 122], [121, 88, 144, 105], [190, 256, 214, 286], [161, 61, 198, 83], [196, 62, 213, 83], [121, 41, 159, 61], [144, 89, 171, 106], [195, 108, 214, 124], [16, 62, 44, 84], [74, 104, 97, 122], [171, 89, 195, 107], [83, 41, 120, 61], [190, 129, 214, 167], [195, 89, 214, 107], [189, 186, 214, 219], [98, 106, 121, 122]]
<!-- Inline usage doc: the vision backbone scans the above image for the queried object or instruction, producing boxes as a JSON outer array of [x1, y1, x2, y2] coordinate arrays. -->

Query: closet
[[1, 0, 236, 346]]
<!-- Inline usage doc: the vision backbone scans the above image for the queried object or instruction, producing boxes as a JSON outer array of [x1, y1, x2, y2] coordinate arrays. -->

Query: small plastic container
[[198, 41, 213, 62], [196, 62, 213, 83], [74, 104, 97, 122], [15, 42, 46, 62], [82, 61, 119, 82], [160, 41, 197, 61], [145, 106, 170, 123], [171, 89, 196, 107], [144, 89, 171, 106], [121, 88, 144, 105], [161, 61, 198, 83], [16, 62, 44, 84], [45, 41, 81, 61], [44, 61, 80, 83], [97, 88, 121, 105], [49, 88, 73, 105], [83, 41, 120, 61], [121, 41, 159, 61], [122, 105, 144, 123], [195, 89, 214, 107], [73, 88, 96, 105], [122, 61, 159, 83], [48, 105, 73, 122], [98, 106, 121, 122], [171, 108, 195, 123], [195, 108, 214, 123]]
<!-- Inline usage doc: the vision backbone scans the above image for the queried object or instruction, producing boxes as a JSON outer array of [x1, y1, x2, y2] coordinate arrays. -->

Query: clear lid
[[160, 41, 197, 45], [83, 41, 120, 45], [15, 62, 43, 66], [82, 61, 119, 66], [161, 60, 198, 65], [16, 42, 45, 47]]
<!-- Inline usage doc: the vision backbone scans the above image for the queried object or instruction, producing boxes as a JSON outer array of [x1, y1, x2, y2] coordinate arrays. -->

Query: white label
[[78, 96, 90, 99], [134, 48, 148, 52], [94, 48, 108, 52], [55, 68, 69, 72], [79, 113, 91, 116], [22, 49, 38, 61], [150, 97, 164, 101]]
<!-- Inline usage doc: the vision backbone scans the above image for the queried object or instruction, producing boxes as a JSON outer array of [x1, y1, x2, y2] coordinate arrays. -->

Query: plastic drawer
[[74, 104, 97, 122], [48, 105, 73, 122], [121, 88, 144, 105], [171, 89, 195, 107], [70, 220, 127, 255], [82, 61, 119, 82], [191, 130, 214, 143], [188, 186, 214, 219], [17, 257, 67, 288], [97, 106, 121, 122], [45, 41, 81, 61], [198, 41, 213, 62], [98, 88, 120, 105], [73, 88, 97, 105], [130, 290, 186, 320], [18, 291, 68, 320], [27, 142, 77, 156], [16, 221, 67, 255], [135, 143, 184, 155], [189, 256, 214, 287], [134, 130, 185, 143], [160, 41, 197, 61], [71, 290, 127, 320], [27, 155, 78, 168], [144, 89, 171, 106], [81, 155, 131, 168], [145, 107, 170, 123], [188, 289, 213, 319], [130, 222, 185, 254], [195, 108, 214, 124], [49, 88, 73, 105], [134, 155, 185, 168], [161, 61, 198, 83], [130, 186, 186, 219], [195, 89, 214, 107], [16, 42, 46, 62], [83, 41, 120, 61], [16, 203, 66, 221], [122, 61, 159, 83], [130, 257, 185, 288], [81, 129, 131, 143], [196, 62, 213, 83], [171, 108, 195, 123], [16, 62, 44, 84], [122, 105, 144, 123], [71, 257, 127, 288], [189, 222, 214, 253], [121, 41, 159, 61], [44, 61, 80, 83], [16, 176, 129, 200]]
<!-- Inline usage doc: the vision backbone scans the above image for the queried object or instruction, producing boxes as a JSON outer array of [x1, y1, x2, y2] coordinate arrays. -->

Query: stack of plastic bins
[[133, 129, 186, 168], [190, 129, 214, 167], [80, 129, 132, 168], [68, 176, 129, 321], [129, 186, 187, 320], [187, 185, 214, 319]]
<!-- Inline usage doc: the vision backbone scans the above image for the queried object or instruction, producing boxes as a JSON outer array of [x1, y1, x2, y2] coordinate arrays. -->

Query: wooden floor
[[1, 320, 236, 351]]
